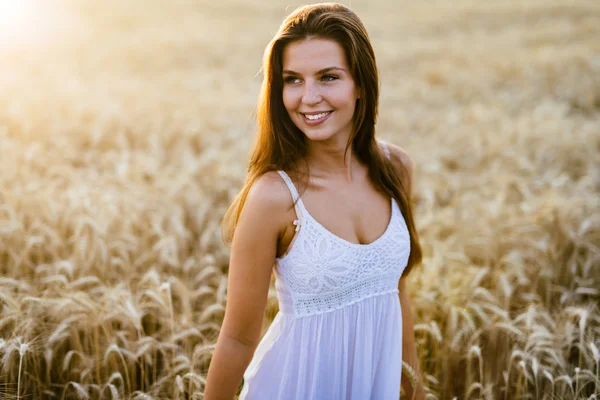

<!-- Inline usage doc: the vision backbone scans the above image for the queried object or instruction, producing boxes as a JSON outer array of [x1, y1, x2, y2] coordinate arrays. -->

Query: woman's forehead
[[282, 38, 348, 73]]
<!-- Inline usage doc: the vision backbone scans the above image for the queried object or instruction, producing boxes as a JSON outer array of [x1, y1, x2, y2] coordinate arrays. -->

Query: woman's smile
[[301, 111, 333, 125]]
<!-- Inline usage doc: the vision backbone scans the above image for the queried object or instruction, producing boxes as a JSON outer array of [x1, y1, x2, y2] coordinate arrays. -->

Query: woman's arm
[[204, 172, 290, 400], [386, 142, 425, 399], [399, 277, 426, 400]]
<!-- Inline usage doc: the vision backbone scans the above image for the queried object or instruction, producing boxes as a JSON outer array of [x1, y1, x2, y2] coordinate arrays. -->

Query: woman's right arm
[[204, 172, 289, 400]]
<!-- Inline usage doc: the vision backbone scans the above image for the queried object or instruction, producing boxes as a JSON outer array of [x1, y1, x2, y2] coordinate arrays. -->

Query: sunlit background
[[0, 0, 599, 399], [0, 0, 69, 50]]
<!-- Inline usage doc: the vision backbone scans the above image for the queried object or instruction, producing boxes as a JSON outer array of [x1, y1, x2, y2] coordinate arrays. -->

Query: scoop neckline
[[297, 196, 395, 248]]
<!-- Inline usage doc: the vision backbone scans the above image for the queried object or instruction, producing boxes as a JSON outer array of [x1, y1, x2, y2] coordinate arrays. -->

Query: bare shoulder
[[247, 170, 291, 205], [241, 171, 293, 238], [382, 142, 414, 196], [386, 143, 413, 177]]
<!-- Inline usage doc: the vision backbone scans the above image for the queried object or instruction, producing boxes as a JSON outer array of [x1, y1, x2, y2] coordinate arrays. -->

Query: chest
[[276, 189, 394, 260], [304, 191, 392, 243], [274, 196, 411, 303]]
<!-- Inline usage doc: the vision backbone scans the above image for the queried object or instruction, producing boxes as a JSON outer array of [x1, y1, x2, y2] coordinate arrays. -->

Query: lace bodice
[[274, 143, 411, 317]]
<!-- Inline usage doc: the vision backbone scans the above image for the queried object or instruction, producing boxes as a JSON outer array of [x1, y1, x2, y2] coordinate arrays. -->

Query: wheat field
[[0, 0, 599, 398]]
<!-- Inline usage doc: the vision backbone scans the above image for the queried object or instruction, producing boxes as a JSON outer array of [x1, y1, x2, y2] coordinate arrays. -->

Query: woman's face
[[281, 37, 360, 143]]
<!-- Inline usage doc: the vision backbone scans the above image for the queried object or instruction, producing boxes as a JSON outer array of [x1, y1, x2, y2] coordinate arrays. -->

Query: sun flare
[[0, 0, 58, 49], [0, 0, 31, 32]]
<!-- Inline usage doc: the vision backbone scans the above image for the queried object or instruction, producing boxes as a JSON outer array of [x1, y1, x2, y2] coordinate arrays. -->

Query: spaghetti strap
[[379, 141, 391, 160], [276, 170, 300, 202], [276, 170, 303, 231]]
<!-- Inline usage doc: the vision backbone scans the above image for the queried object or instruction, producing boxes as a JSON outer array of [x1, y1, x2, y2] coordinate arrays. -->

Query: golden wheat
[[0, 0, 598, 399]]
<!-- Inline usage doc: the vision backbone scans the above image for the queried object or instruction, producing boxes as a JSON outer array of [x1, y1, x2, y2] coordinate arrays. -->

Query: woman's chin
[[302, 131, 337, 142]]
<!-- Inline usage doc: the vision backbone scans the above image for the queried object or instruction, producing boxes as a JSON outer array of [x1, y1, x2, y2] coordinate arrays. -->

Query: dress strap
[[379, 141, 391, 160], [276, 170, 303, 232], [276, 170, 300, 202]]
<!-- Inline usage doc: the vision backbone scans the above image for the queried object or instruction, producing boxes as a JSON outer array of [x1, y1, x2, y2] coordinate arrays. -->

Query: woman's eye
[[321, 74, 338, 82], [283, 75, 337, 84]]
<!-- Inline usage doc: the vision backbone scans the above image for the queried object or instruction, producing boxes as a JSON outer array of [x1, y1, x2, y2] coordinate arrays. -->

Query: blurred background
[[0, 0, 599, 398]]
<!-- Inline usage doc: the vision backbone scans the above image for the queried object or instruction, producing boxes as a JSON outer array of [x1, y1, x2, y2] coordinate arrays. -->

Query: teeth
[[304, 112, 330, 120]]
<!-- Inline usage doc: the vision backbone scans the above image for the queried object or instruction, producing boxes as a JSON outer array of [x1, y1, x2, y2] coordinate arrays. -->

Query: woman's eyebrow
[[282, 67, 346, 75]]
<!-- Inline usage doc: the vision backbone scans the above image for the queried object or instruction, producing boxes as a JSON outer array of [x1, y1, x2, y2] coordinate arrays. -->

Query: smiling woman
[[204, 3, 425, 400]]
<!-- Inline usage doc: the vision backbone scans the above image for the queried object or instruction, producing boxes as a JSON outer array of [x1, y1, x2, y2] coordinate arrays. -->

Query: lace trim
[[273, 141, 410, 317], [301, 196, 395, 248], [292, 289, 400, 318], [293, 274, 402, 317]]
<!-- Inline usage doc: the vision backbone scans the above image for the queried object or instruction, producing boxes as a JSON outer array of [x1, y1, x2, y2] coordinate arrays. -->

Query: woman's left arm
[[385, 142, 426, 399], [399, 277, 426, 400]]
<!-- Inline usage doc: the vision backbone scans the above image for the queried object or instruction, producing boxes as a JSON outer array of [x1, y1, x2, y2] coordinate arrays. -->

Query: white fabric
[[240, 141, 410, 400]]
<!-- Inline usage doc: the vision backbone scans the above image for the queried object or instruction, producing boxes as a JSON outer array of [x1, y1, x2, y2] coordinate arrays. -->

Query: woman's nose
[[302, 81, 322, 105]]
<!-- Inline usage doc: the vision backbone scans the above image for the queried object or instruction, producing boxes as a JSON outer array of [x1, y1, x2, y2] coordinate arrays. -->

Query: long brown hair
[[221, 3, 422, 276]]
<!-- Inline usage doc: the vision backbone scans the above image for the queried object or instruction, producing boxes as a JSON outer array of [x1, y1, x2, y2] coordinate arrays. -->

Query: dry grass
[[0, 0, 599, 398]]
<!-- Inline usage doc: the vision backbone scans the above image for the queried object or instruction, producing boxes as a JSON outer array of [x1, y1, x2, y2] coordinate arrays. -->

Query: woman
[[204, 3, 425, 399]]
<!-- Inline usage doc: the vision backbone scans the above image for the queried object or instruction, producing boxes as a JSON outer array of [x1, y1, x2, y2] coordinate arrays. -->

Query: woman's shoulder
[[378, 140, 412, 171], [388, 143, 413, 173], [244, 171, 295, 231], [379, 141, 414, 194], [247, 171, 293, 209]]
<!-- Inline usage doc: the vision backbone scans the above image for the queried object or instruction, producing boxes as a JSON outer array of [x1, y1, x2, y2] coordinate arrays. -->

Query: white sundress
[[239, 142, 411, 400]]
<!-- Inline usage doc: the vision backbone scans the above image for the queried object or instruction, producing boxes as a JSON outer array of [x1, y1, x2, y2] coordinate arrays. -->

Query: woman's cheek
[[282, 89, 292, 110], [282, 88, 297, 109]]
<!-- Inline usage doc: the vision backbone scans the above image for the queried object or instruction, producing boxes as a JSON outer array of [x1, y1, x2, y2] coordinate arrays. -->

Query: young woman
[[204, 3, 425, 399]]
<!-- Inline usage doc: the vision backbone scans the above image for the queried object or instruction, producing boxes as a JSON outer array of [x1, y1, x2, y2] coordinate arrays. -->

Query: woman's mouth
[[300, 111, 333, 126]]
